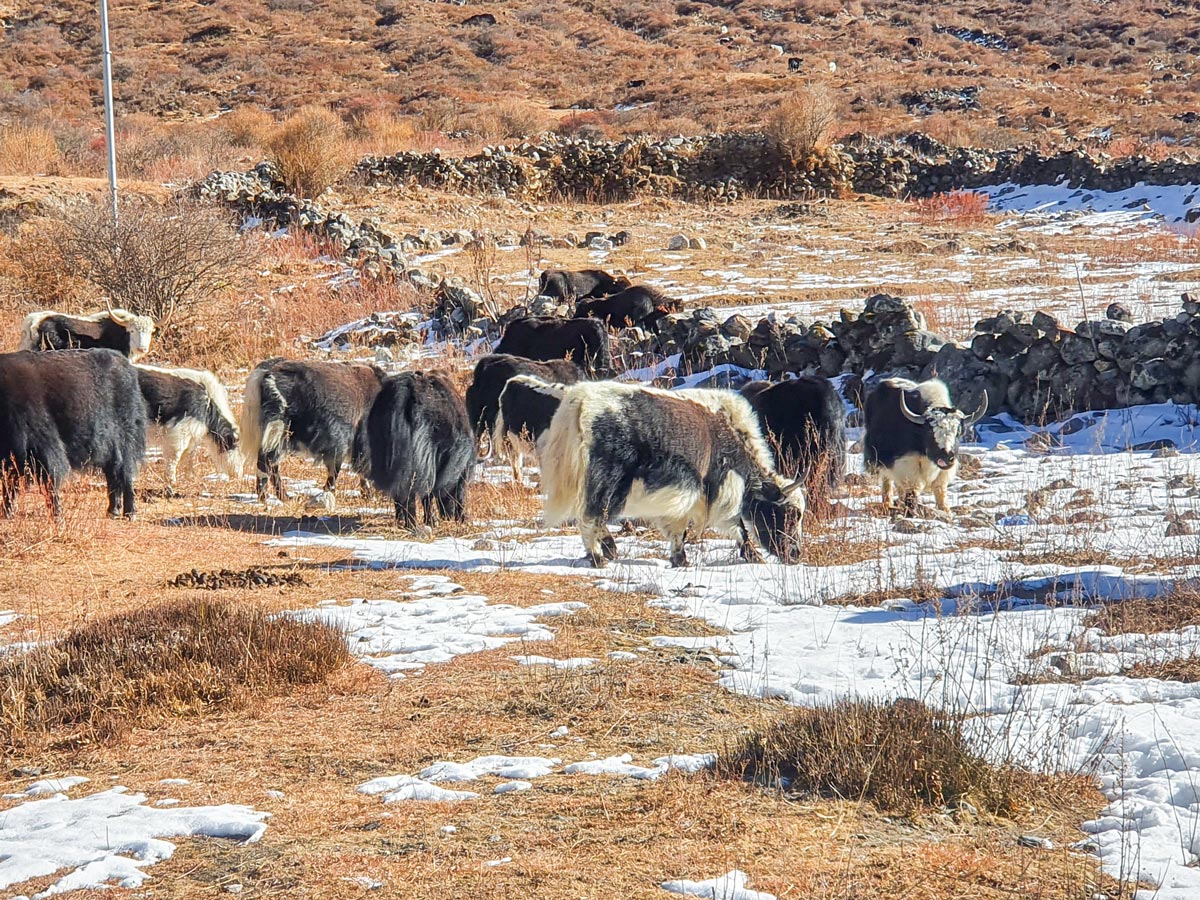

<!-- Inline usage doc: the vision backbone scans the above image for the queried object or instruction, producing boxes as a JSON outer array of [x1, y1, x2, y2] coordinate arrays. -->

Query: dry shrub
[[912, 190, 990, 227], [0, 124, 61, 176], [0, 217, 94, 313], [474, 100, 550, 142], [765, 86, 838, 162], [352, 109, 420, 155], [221, 105, 276, 149], [0, 599, 349, 753], [719, 698, 1022, 815], [267, 106, 354, 197], [53, 198, 246, 353]]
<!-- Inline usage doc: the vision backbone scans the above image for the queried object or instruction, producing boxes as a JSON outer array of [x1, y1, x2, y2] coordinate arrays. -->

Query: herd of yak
[[0, 269, 987, 567]]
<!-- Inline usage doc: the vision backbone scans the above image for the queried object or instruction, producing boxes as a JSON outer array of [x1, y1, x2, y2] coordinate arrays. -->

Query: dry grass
[[1083, 590, 1200, 637], [268, 106, 355, 199], [719, 698, 1034, 816], [0, 599, 349, 754], [765, 85, 838, 162], [912, 191, 991, 228]]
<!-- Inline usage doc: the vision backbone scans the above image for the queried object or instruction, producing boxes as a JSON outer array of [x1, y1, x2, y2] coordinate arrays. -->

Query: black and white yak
[[739, 377, 847, 505], [572, 285, 677, 334], [0, 349, 146, 518], [540, 381, 805, 567], [493, 374, 573, 476], [355, 371, 476, 529], [538, 268, 631, 302], [494, 316, 613, 377], [135, 365, 241, 492], [19, 309, 156, 362], [862, 377, 986, 513], [464, 354, 583, 461], [241, 359, 385, 503]]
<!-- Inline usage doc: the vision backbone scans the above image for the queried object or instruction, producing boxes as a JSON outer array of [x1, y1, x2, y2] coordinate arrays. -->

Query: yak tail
[[815, 383, 848, 488], [240, 366, 287, 465], [17, 311, 52, 351], [539, 385, 588, 527]]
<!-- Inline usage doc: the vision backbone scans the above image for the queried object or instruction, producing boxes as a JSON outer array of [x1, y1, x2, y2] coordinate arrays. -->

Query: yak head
[[743, 477, 806, 564], [898, 389, 988, 470]]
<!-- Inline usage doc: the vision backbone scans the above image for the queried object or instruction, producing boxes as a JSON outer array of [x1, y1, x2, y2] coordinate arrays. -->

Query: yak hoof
[[585, 552, 608, 569], [600, 535, 618, 561], [669, 551, 689, 568]]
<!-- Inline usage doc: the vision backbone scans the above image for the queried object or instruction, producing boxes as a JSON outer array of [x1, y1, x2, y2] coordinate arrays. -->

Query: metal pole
[[99, 0, 118, 224]]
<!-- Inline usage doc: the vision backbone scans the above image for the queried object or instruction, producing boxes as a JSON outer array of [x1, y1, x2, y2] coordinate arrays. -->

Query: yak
[[494, 316, 613, 377], [355, 371, 476, 529], [0, 349, 146, 518], [20, 309, 156, 362]]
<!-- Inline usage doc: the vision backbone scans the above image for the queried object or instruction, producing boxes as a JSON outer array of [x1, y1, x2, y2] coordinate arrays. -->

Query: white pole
[[99, 0, 118, 224]]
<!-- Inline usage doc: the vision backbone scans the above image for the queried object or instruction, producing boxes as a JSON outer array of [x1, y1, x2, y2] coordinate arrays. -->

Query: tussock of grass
[[0, 600, 349, 754], [719, 698, 1021, 815], [1083, 590, 1200, 637]]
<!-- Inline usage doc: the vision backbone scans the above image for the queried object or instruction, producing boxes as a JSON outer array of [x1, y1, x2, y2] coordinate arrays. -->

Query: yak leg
[[901, 489, 919, 517], [422, 495, 440, 529], [104, 466, 136, 520], [667, 523, 691, 568], [931, 469, 953, 512], [881, 477, 895, 511], [394, 497, 419, 530], [1, 468, 17, 518], [738, 523, 765, 564], [163, 433, 185, 497], [580, 519, 615, 567], [439, 477, 469, 522], [323, 457, 341, 495]]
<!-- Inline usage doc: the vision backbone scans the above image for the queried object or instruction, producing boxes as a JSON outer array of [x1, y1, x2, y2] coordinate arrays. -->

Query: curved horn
[[897, 389, 925, 425], [963, 390, 989, 426], [781, 479, 805, 498]]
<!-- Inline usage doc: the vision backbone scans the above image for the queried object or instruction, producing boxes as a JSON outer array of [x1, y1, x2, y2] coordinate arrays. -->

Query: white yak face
[[129, 317, 155, 358], [923, 407, 966, 470]]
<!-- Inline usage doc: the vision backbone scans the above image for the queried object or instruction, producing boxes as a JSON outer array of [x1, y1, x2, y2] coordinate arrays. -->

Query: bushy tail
[[539, 386, 588, 527], [240, 366, 287, 465]]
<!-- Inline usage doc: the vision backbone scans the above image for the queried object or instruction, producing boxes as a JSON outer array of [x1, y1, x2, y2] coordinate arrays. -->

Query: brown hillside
[[1, 0, 1198, 148]]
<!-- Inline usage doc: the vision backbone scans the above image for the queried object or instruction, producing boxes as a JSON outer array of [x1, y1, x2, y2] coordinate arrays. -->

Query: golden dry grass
[[0, 472, 1126, 899]]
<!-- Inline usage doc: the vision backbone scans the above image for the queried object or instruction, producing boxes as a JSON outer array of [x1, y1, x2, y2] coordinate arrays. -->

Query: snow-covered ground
[[270, 400, 1200, 899], [0, 781, 267, 897]]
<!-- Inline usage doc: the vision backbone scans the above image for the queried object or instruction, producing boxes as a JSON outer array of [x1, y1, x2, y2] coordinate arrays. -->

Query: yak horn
[[963, 390, 989, 426], [782, 479, 805, 497], [897, 390, 925, 425]]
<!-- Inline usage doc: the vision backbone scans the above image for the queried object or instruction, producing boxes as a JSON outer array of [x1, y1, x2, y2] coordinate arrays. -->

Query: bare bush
[[765, 86, 838, 162], [54, 198, 245, 349], [0, 124, 61, 176], [267, 106, 354, 197]]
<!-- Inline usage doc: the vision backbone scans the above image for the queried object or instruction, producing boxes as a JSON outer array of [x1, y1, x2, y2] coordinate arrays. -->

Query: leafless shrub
[[0, 124, 61, 176], [0, 599, 349, 753], [765, 86, 838, 162], [267, 106, 354, 197], [54, 198, 246, 350]]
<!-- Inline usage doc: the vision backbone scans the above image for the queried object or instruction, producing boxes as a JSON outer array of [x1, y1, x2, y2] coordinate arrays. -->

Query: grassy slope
[[1, 0, 1197, 144]]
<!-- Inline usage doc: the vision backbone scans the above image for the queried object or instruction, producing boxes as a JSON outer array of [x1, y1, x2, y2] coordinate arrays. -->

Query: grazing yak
[[0, 349, 146, 518], [494, 316, 613, 377], [493, 374, 572, 476], [242, 359, 385, 503], [355, 371, 475, 529], [465, 354, 583, 453], [740, 377, 846, 503], [863, 377, 986, 513], [20, 309, 156, 362], [135, 365, 241, 492], [538, 268, 631, 302], [573, 285, 678, 334], [540, 381, 805, 567]]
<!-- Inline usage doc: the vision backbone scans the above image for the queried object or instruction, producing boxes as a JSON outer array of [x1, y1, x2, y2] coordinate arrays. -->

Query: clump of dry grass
[[719, 698, 1023, 815], [912, 190, 990, 227], [0, 124, 61, 176], [268, 106, 354, 198], [1082, 589, 1200, 636], [0, 599, 349, 754]]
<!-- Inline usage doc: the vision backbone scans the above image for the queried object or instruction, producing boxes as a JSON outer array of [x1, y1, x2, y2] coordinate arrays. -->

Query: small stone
[[667, 234, 689, 251], [224, 884, 244, 894], [1017, 835, 1055, 850], [688, 236, 707, 250], [1106, 302, 1133, 322], [473, 538, 495, 550]]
